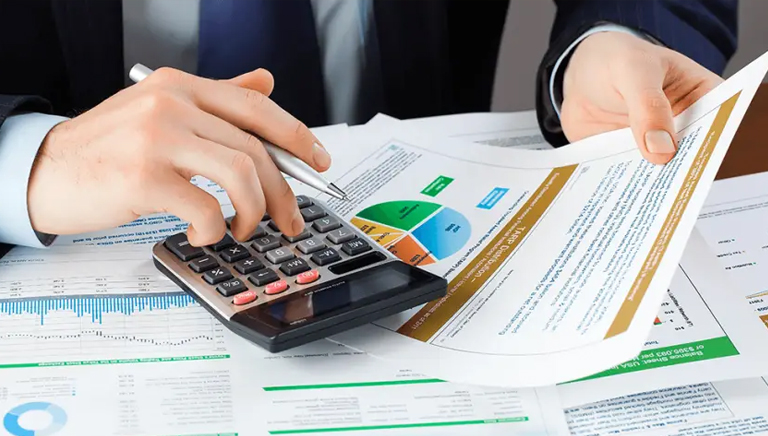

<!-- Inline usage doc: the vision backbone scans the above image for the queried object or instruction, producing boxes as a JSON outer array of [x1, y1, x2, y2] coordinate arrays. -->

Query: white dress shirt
[[0, 0, 645, 248]]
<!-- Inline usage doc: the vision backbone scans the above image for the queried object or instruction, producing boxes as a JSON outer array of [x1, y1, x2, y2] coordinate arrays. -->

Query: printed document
[[369, 111, 553, 150], [565, 376, 768, 436], [233, 340, 570, 435], [325, 51, 768, 387], [558, 230, 768, 407], [697, 171, 768, 331], [0, 244, 571, 435], [0, 244, 246, 436]]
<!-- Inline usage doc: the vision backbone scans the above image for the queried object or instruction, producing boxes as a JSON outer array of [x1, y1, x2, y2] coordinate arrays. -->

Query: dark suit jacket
[[0, 0, 738, 258]]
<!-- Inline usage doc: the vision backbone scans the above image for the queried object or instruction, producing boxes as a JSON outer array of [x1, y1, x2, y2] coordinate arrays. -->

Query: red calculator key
[[296, 270, 319, 285], [265, 280, 289, 295], [233, 290, 257, 305]]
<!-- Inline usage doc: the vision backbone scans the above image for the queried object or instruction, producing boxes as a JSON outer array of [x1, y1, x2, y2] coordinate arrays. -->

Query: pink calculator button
[[233, 290, 257, 305], [296, 270, 319, 285], [265, 280, 288, 295]]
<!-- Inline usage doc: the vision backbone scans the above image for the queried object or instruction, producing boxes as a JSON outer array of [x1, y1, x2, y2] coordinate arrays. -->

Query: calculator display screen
[[264, 267, 412, 325]]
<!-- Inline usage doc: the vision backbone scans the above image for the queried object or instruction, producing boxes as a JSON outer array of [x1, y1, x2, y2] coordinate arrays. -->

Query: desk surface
[[717, 83, 768, 180]]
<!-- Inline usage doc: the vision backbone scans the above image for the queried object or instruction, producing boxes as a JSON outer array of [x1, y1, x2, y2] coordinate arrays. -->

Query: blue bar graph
[[0, 292, 198, 325]]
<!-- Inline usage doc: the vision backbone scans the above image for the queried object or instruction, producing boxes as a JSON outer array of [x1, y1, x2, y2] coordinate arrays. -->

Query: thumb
[[616, 57, 677, 165], [227, 68, 275, 96]]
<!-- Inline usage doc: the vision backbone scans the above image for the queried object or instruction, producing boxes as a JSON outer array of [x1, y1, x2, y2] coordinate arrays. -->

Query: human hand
[[560, 31, 723, 165], [27, 67, 331, 246]]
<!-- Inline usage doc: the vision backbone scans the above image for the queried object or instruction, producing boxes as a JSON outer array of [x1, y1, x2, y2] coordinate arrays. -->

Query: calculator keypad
[[163, 199, 390, 311]]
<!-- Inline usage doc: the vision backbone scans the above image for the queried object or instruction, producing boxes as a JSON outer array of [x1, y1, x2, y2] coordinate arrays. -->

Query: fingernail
[[292, 210, 305, 235], [312, 142, 331, 169], [645, 130, 676, 154]]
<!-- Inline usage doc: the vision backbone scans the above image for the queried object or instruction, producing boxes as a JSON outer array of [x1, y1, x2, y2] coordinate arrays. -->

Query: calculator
[[151, 196, 447, 352]]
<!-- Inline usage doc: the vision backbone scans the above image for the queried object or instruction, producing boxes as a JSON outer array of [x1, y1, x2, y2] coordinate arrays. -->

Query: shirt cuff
[[548, 24, 657, 119], [0, 112, 69, 248]]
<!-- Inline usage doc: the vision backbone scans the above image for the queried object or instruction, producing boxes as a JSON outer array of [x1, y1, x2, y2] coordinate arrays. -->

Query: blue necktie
[[197, 0, 328, 127]]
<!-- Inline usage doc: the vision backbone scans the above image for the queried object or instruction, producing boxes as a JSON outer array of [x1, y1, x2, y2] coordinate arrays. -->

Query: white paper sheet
[[696, 171, 768, 331], [558, 229, 768, 407], [230, 340, 570, 435], [565, 376, 768, 436], [368, 111, 553, 150]]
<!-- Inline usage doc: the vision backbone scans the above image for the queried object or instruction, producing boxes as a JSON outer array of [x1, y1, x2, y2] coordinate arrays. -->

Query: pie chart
[[351, 201, 471, 266], [3, 402, 67, 436]]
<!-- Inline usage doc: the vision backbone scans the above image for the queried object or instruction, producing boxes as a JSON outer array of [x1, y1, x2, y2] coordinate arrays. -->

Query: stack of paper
[[2, 52, 768, 436]]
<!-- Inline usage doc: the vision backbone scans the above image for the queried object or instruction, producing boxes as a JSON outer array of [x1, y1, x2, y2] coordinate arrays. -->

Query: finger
[[614, 53, 677, 165], [186, 77, 332, 172], [226, 68, 275, 97], [149, 174, 227, 247], [190, 111, 305, 236], [172, 137, 266, 242]]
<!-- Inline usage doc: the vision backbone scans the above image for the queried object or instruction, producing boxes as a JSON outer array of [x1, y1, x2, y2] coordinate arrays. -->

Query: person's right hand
[[27, 67, 331, 246]]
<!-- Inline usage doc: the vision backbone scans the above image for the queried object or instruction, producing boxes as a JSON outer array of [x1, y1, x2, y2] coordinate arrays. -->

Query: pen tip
[[328, 183, 348, 200]]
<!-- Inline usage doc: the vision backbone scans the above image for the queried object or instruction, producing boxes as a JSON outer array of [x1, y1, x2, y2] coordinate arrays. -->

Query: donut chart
[[351, 201, 471, 266], [3, 402, 67, 436]]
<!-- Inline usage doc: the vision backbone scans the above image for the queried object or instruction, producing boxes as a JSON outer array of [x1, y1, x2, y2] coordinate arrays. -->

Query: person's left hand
[[561, 31, 723, 165]]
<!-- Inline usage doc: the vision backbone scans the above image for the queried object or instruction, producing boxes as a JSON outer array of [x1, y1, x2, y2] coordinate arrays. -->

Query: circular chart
[[351, 201, 471, 266], [3, 402, 67, 436]]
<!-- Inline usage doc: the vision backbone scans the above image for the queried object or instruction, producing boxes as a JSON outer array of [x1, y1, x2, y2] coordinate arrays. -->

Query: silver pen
[[128, 63, 348, 200]]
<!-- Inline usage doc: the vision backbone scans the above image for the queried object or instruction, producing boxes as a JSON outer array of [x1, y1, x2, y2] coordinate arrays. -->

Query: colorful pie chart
[[351, 201, 471, 266]]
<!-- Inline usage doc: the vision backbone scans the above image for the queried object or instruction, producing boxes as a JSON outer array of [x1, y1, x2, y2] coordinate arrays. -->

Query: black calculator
[[152, 196, 447, 352]]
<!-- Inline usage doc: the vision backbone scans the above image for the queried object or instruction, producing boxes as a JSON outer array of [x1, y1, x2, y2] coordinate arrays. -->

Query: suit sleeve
[[536, 0, 739, 147], [0, 94, 64, 255]]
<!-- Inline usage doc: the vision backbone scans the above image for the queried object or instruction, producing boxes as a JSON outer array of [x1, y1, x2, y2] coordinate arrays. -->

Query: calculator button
[[296, 195, 313, 208], [266, 247, 295, 264], [252, 235, 281, 253], [301, 206, 327, 222], [188, 255, 219, 273], [326, 227, 356, 244], [282, 228, 311, 243], [233, 290, 258, 305], [296, 270, 320, 285], [312, 216, 341, 233], [249, 269, 279, 286], [265, 280, 289, 295], [209, 234, 235, 252], [311, 248, 342, 266], [342, 239, 371, 256], [297, 238, 326, 254], [234, 257, 264, 274], [217, 278, 247, 297], [280, 258, 310, 276], [220, 244, 250, 263], [204, 267, 233, 285], [165, 233, 204, 261]]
